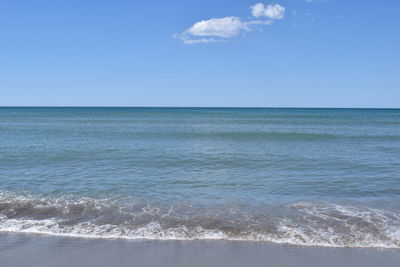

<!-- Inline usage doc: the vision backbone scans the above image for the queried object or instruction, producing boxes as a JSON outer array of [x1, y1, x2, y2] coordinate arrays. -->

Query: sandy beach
[[1, 233, 399, 267]]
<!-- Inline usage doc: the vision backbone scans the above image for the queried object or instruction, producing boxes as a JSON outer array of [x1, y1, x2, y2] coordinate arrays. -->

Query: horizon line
[[0, 105, 399, 110]]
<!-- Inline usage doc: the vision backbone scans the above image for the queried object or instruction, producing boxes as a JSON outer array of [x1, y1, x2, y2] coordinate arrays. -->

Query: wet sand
[[1, 233, 399, 267]]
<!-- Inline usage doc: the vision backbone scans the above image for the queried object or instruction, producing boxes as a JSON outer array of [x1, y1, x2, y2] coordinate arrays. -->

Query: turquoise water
[[1, 107, 399, 247]]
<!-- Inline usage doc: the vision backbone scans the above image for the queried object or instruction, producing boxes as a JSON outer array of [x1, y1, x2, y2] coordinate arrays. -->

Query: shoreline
[[1, 233, 399, 267], [0, 229, 398, 250]]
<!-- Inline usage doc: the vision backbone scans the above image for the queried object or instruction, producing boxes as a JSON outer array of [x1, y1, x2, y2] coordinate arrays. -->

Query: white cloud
[[250, 3, 285, 19], [186, 17, 248, 38], [183, 38, 221, 45], [175, 3, 285, 44], [174, 34, 224, 45]]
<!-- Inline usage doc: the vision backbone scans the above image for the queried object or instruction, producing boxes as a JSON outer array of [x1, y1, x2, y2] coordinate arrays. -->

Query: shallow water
[[0, 107, 399, 247]]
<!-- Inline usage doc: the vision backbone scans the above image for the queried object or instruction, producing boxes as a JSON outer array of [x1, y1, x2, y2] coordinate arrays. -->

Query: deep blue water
[[1, 107, 399, 247]]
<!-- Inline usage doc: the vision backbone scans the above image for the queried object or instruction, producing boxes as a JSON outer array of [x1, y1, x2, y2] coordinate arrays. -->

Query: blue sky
[[0, 0, 399, 107]]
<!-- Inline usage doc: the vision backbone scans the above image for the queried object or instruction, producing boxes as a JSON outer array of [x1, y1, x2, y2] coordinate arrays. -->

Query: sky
[[0, 0, 399, 108]]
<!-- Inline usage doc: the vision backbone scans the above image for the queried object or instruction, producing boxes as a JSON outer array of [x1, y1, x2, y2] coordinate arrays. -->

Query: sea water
[[0, 107, 399, 248]]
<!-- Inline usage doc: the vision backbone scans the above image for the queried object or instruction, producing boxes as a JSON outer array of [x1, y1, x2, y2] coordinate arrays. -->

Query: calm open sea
[[0, 107, 399, 248]]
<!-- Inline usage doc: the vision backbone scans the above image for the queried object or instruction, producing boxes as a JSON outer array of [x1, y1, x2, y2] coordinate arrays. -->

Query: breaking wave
[[0, 191, 399, 249]]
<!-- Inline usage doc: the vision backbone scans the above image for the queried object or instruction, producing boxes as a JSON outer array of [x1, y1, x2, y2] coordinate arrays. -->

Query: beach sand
[[1, 233, 399, 267]]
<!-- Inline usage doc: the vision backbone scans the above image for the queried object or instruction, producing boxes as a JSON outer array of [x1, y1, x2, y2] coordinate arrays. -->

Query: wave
[[118, 131, 400, 142], [0, 191, 399, 249]]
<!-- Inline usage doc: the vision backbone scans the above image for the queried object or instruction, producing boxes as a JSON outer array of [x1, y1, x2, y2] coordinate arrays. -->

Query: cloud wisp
[[175, 3, 285, 45]]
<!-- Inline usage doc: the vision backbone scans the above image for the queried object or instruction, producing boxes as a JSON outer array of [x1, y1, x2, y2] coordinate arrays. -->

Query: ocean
[[0, 107, 399, 248]]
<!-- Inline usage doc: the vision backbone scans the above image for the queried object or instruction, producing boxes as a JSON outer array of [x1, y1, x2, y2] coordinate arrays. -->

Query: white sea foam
[[0, 215, 399, 248], [1, 192, 399, 248]]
